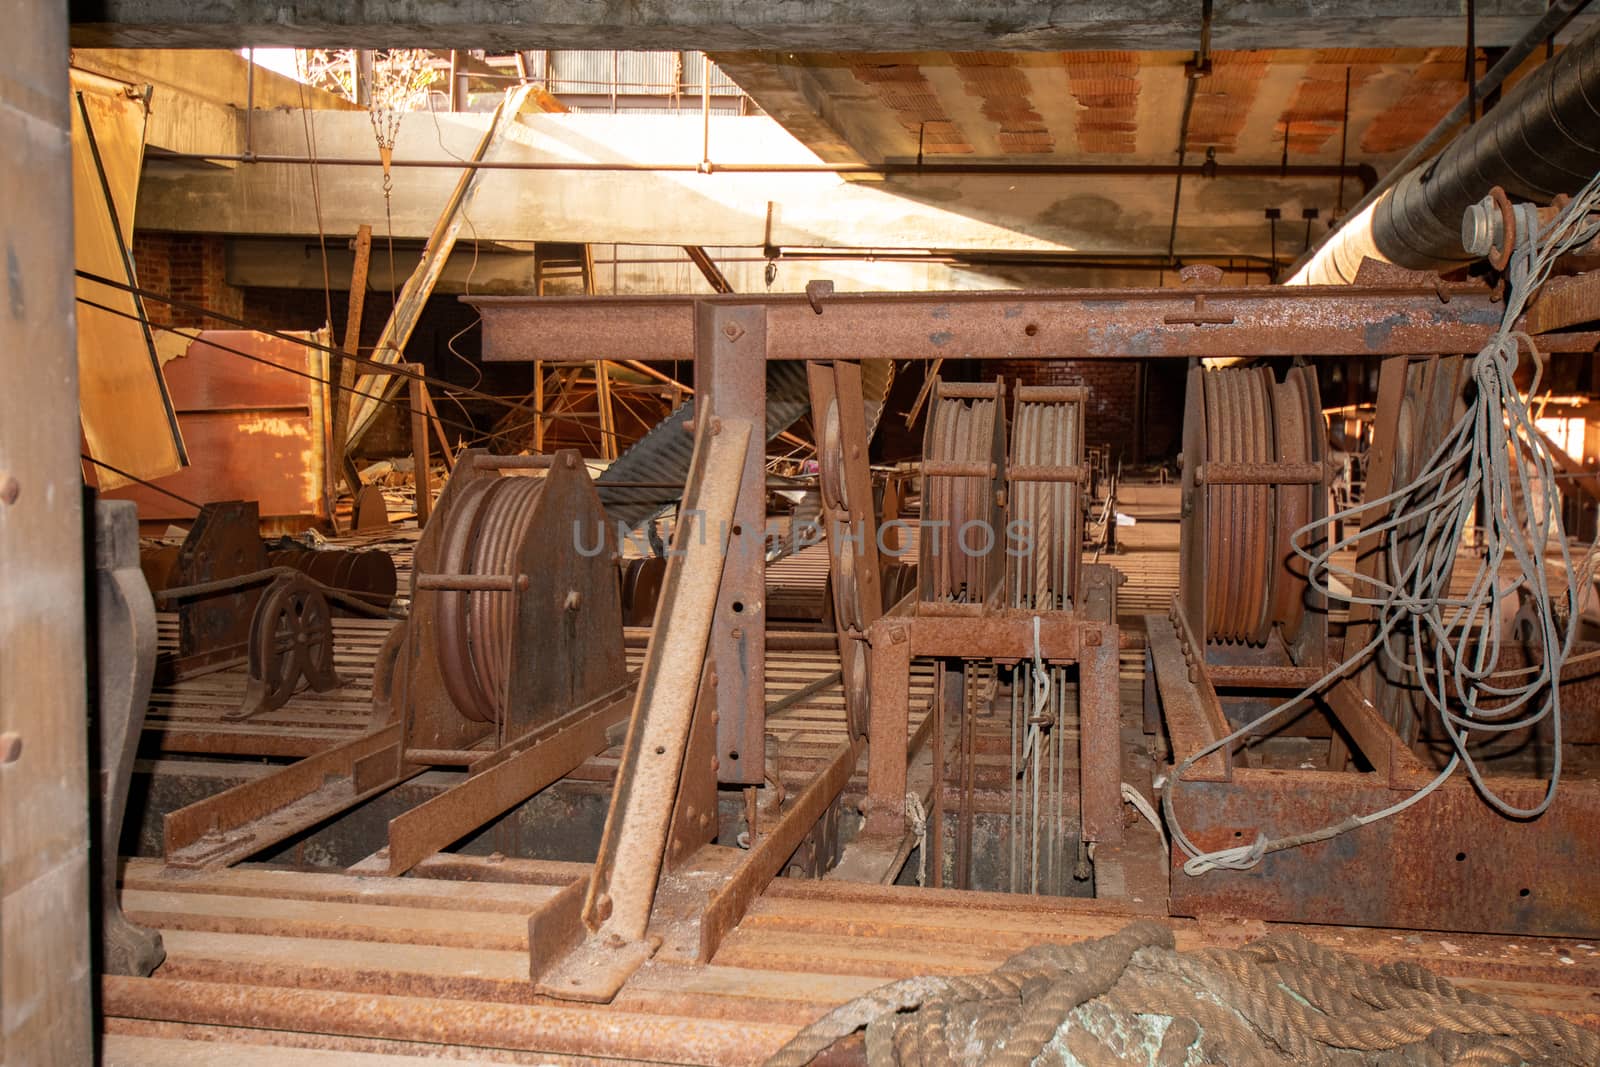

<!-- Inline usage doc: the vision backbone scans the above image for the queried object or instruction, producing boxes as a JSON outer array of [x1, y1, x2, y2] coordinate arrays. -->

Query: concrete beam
[[68, 1, 1596, 51], [222, 237, 1020, 294], [136, 110, 1367, 258]]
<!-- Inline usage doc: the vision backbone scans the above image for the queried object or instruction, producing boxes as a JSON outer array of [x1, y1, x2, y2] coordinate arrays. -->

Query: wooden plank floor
[[102, 856, 1600, 1065]]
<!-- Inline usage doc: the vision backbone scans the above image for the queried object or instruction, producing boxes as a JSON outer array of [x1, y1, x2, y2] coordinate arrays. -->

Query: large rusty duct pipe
[[1291, 17, 1600, 285]]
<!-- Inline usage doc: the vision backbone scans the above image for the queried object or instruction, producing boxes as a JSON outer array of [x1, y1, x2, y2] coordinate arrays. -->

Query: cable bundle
[[1168, 174, 1600, 875]]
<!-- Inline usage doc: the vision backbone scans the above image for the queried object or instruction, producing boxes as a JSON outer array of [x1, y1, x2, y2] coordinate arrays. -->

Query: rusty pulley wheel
[[820, 397, 849, 513], [846, 640, 870, 741], [232, 573, 340, 720]]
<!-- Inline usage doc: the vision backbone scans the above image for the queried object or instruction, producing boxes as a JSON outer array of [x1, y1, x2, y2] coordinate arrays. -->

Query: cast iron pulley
[[233, 572, 340, 720]]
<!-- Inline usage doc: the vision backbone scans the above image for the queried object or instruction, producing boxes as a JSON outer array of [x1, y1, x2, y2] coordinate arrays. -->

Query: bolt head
[[1083, 630, 1102, 647], [0, 732, 19, 763], [596, 893, 614, 920], [0, 474, 18, 506], [721, 321, 745, 341]]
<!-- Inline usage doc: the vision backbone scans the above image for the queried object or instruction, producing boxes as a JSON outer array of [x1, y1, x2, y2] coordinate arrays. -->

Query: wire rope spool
[[919, 380, 1007, 608], [386, 449, 627, 752], [1180, 364, 1329, 656], [1008, 386, 1087, 612], [435, 475, 549, 725]]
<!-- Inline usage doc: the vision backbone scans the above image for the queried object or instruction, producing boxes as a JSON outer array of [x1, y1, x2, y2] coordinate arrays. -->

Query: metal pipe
[[1289, 0, 1595, 282], [145, 147, 1376, 187]]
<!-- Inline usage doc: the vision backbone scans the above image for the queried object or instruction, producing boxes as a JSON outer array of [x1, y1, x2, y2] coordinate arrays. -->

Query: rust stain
[[1273, 53, 1388, 156], [1361, 47, 1468, 154], [1062, 51, 1141, 155], [1189, 51, 1271, 156], [952, 52, 1053, 154], [847, 56, 974, 155]]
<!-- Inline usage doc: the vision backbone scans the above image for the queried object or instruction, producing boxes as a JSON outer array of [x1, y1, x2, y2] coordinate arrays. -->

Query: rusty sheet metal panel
[[104, 330, 330, 532], [72, 70, 185, 488], [1168, 770, 1600, 938]]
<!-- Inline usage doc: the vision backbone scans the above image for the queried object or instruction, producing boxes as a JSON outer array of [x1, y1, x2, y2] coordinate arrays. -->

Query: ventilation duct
[[1292, 19, 1600, 285]]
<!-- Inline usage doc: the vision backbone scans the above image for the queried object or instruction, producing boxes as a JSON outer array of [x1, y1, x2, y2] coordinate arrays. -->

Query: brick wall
[[985, 359, 1186, 465], [130, 232, 242, 327], [995, 359, 1140, 461]]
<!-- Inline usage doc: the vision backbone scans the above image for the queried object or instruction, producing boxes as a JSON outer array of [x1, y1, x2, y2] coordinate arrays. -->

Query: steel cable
[[1165, 172, 1600, 874]]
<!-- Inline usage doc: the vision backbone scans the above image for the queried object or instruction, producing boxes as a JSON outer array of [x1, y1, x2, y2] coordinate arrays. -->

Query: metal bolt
[[596, 893, 613, 921], [730, 627, 743, 640], [606, 933, 626, 947], [709, 416, 723, 435], [721, 321, 745, 341], [1083, 630, 1102, 647], [710, 756, 720, 773], [377, 847, 390, 857], [710, 709, 720, 726], [698, 812, 711, 829], [0, 732, 19, 763], [1187, 665, 1199, 684], [888, 623, 909, 645], [0, 474, 17, 506], [710, 671, 719, 688], [564, 590, 582, 611], [487, 851, 505, 864]]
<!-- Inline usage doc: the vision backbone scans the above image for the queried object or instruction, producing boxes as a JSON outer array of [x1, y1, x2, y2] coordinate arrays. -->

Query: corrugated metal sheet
[[600, 359, 894, 543], [538, 50, 740, 96]]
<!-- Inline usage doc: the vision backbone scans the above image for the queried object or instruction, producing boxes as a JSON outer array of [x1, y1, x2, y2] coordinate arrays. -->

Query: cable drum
[[435, 474, 547, 723], [1184, 365, 1326, 647], [1009, 392, 1083, 611], [921, 389, 1001, 603]]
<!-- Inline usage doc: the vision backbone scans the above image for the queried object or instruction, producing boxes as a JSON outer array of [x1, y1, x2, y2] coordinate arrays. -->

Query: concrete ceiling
[[65, 1, 1593, 52], [703, 43, 1579, 282], [714, 48, 1474, 169]]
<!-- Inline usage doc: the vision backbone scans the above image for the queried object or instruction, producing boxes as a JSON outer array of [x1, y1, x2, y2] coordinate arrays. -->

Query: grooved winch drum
[[385, 449, 626, 752], [1180, 364, 1329, 656], [919, 380, 1007, 608]]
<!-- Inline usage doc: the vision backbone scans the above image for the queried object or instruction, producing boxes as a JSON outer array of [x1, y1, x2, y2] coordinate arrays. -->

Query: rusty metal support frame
[[535, 415, 753, 1002], [697, 303, 768, 785], [1150, 611, 1600, 936], [864, 612, 1122, 846], [468, 284, 1600, 364]]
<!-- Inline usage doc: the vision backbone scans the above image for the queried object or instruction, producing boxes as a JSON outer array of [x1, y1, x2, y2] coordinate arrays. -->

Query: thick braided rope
[[985, 921, 1175, 1067], [1103, 965, 1289, 1067], [1191, 947, 1599, 1060], [1156, 950, 1332, 1062], [1248, 934, 1496, 1013], [762, 921, 1597, 1067]]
